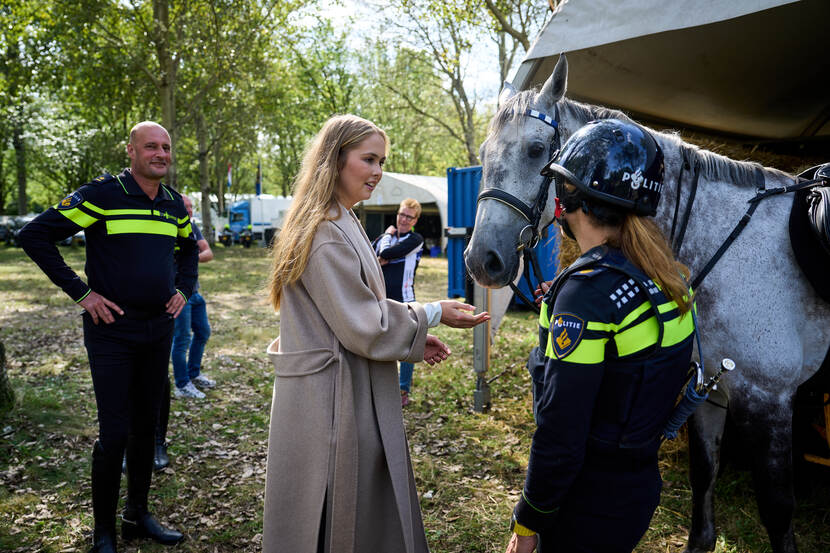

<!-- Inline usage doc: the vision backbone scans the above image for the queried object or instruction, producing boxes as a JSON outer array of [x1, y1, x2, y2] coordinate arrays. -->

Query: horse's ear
[[498, 81, 518, 107], [539, 53, 568, 107]]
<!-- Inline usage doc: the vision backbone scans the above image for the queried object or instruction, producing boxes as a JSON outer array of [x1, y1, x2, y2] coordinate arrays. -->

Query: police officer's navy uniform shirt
[[515, 246, 695, 532], [19, 169, 198, 311], [374, 230, 424, 303]]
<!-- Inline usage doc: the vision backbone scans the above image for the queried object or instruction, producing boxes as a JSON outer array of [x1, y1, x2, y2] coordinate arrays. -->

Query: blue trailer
[[445, 165, 560, 304]]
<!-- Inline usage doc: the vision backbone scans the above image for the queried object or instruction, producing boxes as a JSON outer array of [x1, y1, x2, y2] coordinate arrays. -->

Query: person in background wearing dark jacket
[[374, 198, 424, 406], [19, 121, 195, 553], [152, 194, 215, 473], [506, 120, 695, 553]]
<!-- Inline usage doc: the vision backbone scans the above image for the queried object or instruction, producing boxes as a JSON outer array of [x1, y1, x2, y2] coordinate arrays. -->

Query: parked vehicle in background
[[0, 216, 11, 244], [59, 230, 86, 247], [6, 216, 35, 247], [228, 195, 292, 245]]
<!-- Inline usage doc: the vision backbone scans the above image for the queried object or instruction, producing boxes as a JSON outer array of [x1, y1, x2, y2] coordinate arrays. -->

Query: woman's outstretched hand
[[438, 300, 490, 328], [423, 334, 451, 365]]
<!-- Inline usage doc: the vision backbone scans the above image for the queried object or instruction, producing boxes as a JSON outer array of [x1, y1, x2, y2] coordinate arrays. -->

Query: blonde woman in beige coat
[[265, 114, 489, 553]]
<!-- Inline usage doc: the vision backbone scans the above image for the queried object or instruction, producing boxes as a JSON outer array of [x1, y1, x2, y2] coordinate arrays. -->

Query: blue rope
[[663, 379, 708, 440]]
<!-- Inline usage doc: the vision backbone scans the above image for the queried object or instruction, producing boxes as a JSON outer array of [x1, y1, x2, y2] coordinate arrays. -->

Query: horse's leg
[[732, 398, 798, 553], [684, 402, 727, 553]]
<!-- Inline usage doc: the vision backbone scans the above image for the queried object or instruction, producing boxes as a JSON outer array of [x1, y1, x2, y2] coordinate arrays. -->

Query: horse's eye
[[527, 142, 546, 158]]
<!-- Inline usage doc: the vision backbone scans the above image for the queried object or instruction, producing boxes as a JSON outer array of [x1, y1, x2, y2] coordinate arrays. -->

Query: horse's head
[[465, 54, 587, 288]]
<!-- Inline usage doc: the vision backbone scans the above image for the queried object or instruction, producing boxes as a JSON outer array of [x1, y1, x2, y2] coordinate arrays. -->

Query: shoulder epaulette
[[570, 266, 607, 279], [88, 173, 115, 186]]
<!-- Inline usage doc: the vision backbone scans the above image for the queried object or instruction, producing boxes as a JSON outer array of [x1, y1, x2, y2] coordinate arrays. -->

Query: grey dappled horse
[[464, 55, 830, 553]]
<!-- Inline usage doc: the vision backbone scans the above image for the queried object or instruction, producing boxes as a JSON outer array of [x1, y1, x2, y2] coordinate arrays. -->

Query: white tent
[[512, 0, 829, 141], [359, 171, 449, 248]]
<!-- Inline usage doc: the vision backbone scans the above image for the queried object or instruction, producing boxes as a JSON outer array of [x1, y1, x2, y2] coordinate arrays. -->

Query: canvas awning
[[359, 171, 448, 247], [512, 0, 830, 141]]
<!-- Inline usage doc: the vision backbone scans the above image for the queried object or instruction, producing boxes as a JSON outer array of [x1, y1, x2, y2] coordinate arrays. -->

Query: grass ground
[[1, 245, 828, 552]]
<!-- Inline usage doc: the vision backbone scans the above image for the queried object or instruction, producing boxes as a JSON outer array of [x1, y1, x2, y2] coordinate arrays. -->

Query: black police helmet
[[542, 119, 664, 216]]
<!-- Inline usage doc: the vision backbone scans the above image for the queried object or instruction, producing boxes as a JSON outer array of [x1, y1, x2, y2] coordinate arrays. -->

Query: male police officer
[[19, 121, 197, 553]]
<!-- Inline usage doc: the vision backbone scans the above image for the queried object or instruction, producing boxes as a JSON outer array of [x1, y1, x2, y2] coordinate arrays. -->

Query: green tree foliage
[[0, 0, 57, 214], [0, 0, 533, 216], [359, 43, 474, 175]]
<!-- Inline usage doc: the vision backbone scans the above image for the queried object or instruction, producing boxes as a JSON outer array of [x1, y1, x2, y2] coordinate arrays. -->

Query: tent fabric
[[512, 0, 830, 140], [524, 0, 796, 59], [360, 171, 448, 247]]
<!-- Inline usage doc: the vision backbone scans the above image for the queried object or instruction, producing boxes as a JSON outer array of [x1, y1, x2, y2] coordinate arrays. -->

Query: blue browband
[[523, 108, 558, 129]]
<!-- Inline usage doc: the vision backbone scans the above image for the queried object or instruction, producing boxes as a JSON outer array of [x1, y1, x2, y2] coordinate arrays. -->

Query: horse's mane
[[561, 97, 792, 186], [490, 91, 791, 186]]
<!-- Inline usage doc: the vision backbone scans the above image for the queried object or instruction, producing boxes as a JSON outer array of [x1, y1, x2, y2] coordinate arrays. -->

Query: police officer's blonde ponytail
[[611, 215, 693, 315], [268, 115, 388, 311]]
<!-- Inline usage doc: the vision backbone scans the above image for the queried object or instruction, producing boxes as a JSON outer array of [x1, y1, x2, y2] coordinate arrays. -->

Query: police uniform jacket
[[514, 245, 695, 532], [19, 170, 198, 311], [264, 203, 430, 553]]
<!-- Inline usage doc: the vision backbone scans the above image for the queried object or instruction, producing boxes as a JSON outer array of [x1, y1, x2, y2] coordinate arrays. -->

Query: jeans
[[399, 361, 414, 393], [171, 291, 211, 388]]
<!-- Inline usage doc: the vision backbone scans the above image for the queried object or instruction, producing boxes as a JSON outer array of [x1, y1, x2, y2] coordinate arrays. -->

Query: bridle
[[476, 106, 561, 311]]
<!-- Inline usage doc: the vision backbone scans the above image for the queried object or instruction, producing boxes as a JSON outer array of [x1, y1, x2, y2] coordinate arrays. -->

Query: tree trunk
[[0, 341, 15, 419], [13, 115, 26, 215], [153, 0, 178, 189], [213, 141, 225, 216], [196, 112, 213, 244], [0, 136, 7, 212]]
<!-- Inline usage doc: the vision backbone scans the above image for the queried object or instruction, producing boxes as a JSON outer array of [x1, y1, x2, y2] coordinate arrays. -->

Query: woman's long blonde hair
[[609, 215, 693, 315], [267, 114, 388, 311]]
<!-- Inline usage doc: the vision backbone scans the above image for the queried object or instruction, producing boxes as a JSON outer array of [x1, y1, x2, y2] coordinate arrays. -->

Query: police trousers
[[83, 311, 174, 471], [537, 460, 662, 553]]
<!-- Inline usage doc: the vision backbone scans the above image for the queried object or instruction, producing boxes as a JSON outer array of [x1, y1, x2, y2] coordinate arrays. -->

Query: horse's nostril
[[484, 250, 504, 277]]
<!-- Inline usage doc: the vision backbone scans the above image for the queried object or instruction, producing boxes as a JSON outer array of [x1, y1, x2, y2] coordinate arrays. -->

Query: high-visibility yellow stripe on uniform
[[178, 222, 192, 237], [614, 316, 659, 356], [546, 334, 608, 364], [539, 301, 550, 329], [613, 311, 694, 356], [106, 219, 177, 236], [58, 207, 98, 228], [661, 310, 695, 347]]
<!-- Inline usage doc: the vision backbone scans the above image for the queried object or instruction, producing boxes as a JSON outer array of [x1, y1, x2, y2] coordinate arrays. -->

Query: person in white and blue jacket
[[373, 198, 424, 406]]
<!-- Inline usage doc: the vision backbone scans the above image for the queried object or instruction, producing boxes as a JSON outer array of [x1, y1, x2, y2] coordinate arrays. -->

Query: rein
[[476, 106, 561, 312], [673, 161, 829, 290]]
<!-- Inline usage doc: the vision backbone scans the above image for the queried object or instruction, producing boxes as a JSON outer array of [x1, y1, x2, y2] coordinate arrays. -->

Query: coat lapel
[[331, 204, 386, 299]]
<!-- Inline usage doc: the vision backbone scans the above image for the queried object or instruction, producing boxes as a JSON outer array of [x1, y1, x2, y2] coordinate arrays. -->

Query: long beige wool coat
[[264, 203, 431, 553]]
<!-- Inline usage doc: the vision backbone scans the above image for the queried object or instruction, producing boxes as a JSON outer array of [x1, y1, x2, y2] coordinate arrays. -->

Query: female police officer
[[506, 119, 696, 553]]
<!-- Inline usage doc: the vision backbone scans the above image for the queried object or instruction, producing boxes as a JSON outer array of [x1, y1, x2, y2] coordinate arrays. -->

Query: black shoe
[[90, 531, 117, 553], [122, 512, 184, 545], [153, 442, 169, 471]]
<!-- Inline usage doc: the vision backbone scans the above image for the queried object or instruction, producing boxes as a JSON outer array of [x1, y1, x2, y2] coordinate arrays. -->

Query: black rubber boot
[[153, 441, 169, 471], [121, 510, 184, 545], [122, 434, 183, 545], [90, 440, 121, 553]]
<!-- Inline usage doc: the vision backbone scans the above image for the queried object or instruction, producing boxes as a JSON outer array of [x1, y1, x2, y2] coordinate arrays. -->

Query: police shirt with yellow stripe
[[514, 245, 695, 533], [19, 170, 198, 310]]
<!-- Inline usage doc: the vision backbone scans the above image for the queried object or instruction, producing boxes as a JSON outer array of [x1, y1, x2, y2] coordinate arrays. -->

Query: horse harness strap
[[669, 150, 701, 257], [478, 105, 561, 313], [691, 169, 827, 291]]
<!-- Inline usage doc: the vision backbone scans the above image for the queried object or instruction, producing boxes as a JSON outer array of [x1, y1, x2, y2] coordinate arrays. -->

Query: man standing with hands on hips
[[19, 121, 196, 553]]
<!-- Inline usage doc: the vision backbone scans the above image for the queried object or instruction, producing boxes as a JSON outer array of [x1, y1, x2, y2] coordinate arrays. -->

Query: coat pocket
[[267, 337, 338, 377]]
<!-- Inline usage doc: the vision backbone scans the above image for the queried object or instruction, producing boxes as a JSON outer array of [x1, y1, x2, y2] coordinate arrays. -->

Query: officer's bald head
[[129, 121, 170, 146]]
